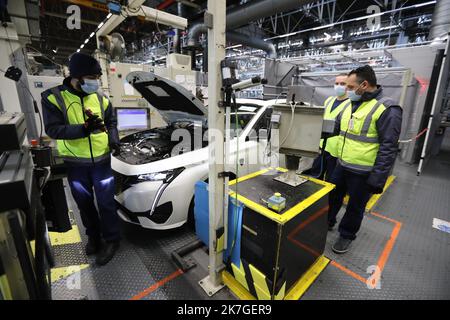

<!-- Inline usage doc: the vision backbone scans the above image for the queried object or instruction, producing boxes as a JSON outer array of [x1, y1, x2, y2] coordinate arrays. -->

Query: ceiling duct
[[226, 0, 315, 30], [227, 31, 277, 58], [187, 0, 317, 59]]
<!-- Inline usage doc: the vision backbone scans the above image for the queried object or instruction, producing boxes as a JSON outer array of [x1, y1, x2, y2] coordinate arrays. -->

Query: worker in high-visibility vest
[[309, 73, 351, 180], [328, 65, 402, 254], [42, 53, 121, 266]]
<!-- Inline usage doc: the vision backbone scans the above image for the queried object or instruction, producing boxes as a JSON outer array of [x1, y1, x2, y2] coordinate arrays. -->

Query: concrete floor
[[51, 134, 450, 299]]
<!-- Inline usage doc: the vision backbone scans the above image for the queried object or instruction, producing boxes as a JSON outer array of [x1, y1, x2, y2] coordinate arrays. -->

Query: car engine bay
[[115, 122, 208, 165]]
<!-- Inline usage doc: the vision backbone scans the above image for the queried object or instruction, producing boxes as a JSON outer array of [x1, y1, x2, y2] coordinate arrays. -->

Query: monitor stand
[[274, 155, 308, 187]]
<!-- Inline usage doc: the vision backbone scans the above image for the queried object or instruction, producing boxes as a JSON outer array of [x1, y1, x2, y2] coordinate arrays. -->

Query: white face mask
[[80, 79, 100, 94], [334, 85, 346, 97]]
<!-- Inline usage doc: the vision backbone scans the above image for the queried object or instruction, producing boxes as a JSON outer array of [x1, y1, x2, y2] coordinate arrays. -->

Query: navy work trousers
[[66, 159, 120, 242], [328, 163, 372, 240]]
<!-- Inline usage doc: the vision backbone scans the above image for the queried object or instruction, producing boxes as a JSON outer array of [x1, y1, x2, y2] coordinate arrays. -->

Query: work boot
[[332, 237, 352, 254], [85, 237, 102, 256], [95, 241, 120, 266]]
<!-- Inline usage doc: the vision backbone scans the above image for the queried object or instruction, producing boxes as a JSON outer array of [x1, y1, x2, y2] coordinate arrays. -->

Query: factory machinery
[[191, 56, 336, 299], [0, 111, 73, 300]]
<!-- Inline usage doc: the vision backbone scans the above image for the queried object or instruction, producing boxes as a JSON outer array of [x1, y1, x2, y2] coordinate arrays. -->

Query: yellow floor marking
[[365, 176, 396, 211], [49, 225, 82, 246], [223, 256, 330, 300], [222, 271, 256, 300], [343, 175, 396, 211]]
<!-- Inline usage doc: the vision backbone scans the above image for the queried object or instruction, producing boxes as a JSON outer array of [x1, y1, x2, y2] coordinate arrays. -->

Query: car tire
[[186, 197, 196, 231]]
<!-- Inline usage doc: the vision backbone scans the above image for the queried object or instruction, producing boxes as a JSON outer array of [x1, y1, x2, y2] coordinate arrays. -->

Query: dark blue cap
[[69, 53, 102, 78]]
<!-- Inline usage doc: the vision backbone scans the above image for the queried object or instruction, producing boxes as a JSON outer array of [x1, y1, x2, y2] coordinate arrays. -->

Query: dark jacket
[[335, 86, 402, 189], [41, 77, 120, 164]]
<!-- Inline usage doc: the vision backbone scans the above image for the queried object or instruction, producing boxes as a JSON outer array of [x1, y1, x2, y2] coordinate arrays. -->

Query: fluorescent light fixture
[[84, 39, 89, 44], [262, 1, 435, 42], [280, 32, 297, 38], [227, 44, 242, 49], [414, 1, 436, 8], [80, 44, 85, 49], [312, 23, 335, 31], [97, 21, 105, 29], [77, 49, 80, 53], [356, 12, 384, 21], [107, 13, 112, 19], [90, 32, 95, 38]]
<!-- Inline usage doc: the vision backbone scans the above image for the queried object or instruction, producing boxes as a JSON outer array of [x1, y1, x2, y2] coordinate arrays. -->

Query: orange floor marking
[[130, 269, 184, 300], [330, 212, 402, 287]]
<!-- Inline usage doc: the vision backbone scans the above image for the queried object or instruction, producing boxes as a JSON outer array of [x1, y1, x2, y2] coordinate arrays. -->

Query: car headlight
[[137, 171, 170, 182], [136, 168, 184, 183]]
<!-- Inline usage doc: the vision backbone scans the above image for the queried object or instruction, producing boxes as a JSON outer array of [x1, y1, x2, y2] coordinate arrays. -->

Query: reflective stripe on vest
[[47, 88, 110, 163], [321, 97, 351, 157], [338, 97, 390, 172], [324, 97, 350, 120]]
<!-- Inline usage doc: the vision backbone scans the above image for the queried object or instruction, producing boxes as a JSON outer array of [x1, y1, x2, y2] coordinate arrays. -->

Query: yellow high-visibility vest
[[320, 96, 350, 157], [45, 87, 110, 164], [337, 97, 390, 172]]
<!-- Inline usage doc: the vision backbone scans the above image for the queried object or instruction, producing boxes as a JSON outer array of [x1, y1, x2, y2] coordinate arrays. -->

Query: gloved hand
[[109, 142, 121, 156], [367, 183, 384, 194], [84, 114, 105, 133]]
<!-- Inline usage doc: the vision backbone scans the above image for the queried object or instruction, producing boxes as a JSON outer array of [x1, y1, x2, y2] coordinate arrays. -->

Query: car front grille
[[113, 171, 134, 195]]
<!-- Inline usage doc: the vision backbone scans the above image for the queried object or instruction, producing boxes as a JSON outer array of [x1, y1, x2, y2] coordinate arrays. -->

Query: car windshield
[[228, 104, 261, 137], [203, 103, 262, 137]]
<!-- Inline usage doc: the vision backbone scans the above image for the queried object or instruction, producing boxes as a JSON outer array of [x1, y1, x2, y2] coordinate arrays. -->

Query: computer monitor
[[116, 108, 150, 131]]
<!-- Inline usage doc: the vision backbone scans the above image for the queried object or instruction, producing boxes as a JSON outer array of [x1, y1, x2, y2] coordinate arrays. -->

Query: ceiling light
[[312, 23, 335, 31], [80, 44, 85, 49], [90, 32, 95, 38], [98, 22, 105, 29], [414, 1, 436, 8], [356, 12, 383, 21]]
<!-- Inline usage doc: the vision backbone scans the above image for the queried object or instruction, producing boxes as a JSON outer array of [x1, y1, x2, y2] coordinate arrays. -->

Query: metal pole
[[199, 0, 226, 295], [417, 36, 450, 175]]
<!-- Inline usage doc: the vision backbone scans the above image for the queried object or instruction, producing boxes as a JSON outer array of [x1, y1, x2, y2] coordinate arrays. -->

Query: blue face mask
[[347, 83, 364, 101], [80, 79, 99, 94], [347, 90, 362, 101], [334, 85, 347, 97]]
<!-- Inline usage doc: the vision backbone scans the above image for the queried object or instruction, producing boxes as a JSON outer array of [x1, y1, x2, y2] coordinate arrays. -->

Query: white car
[[112, 71, 283, 230]]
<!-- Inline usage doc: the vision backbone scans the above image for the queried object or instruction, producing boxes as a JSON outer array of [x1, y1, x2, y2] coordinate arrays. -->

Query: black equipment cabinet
[[227, 168, 334, 300]]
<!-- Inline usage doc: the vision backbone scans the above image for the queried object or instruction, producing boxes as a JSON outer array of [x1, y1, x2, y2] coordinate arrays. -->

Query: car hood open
[[126, 71, 207, 124]]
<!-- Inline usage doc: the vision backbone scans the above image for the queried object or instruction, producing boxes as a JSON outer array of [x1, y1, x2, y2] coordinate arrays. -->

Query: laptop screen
[[116, 108, 149, 131]]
